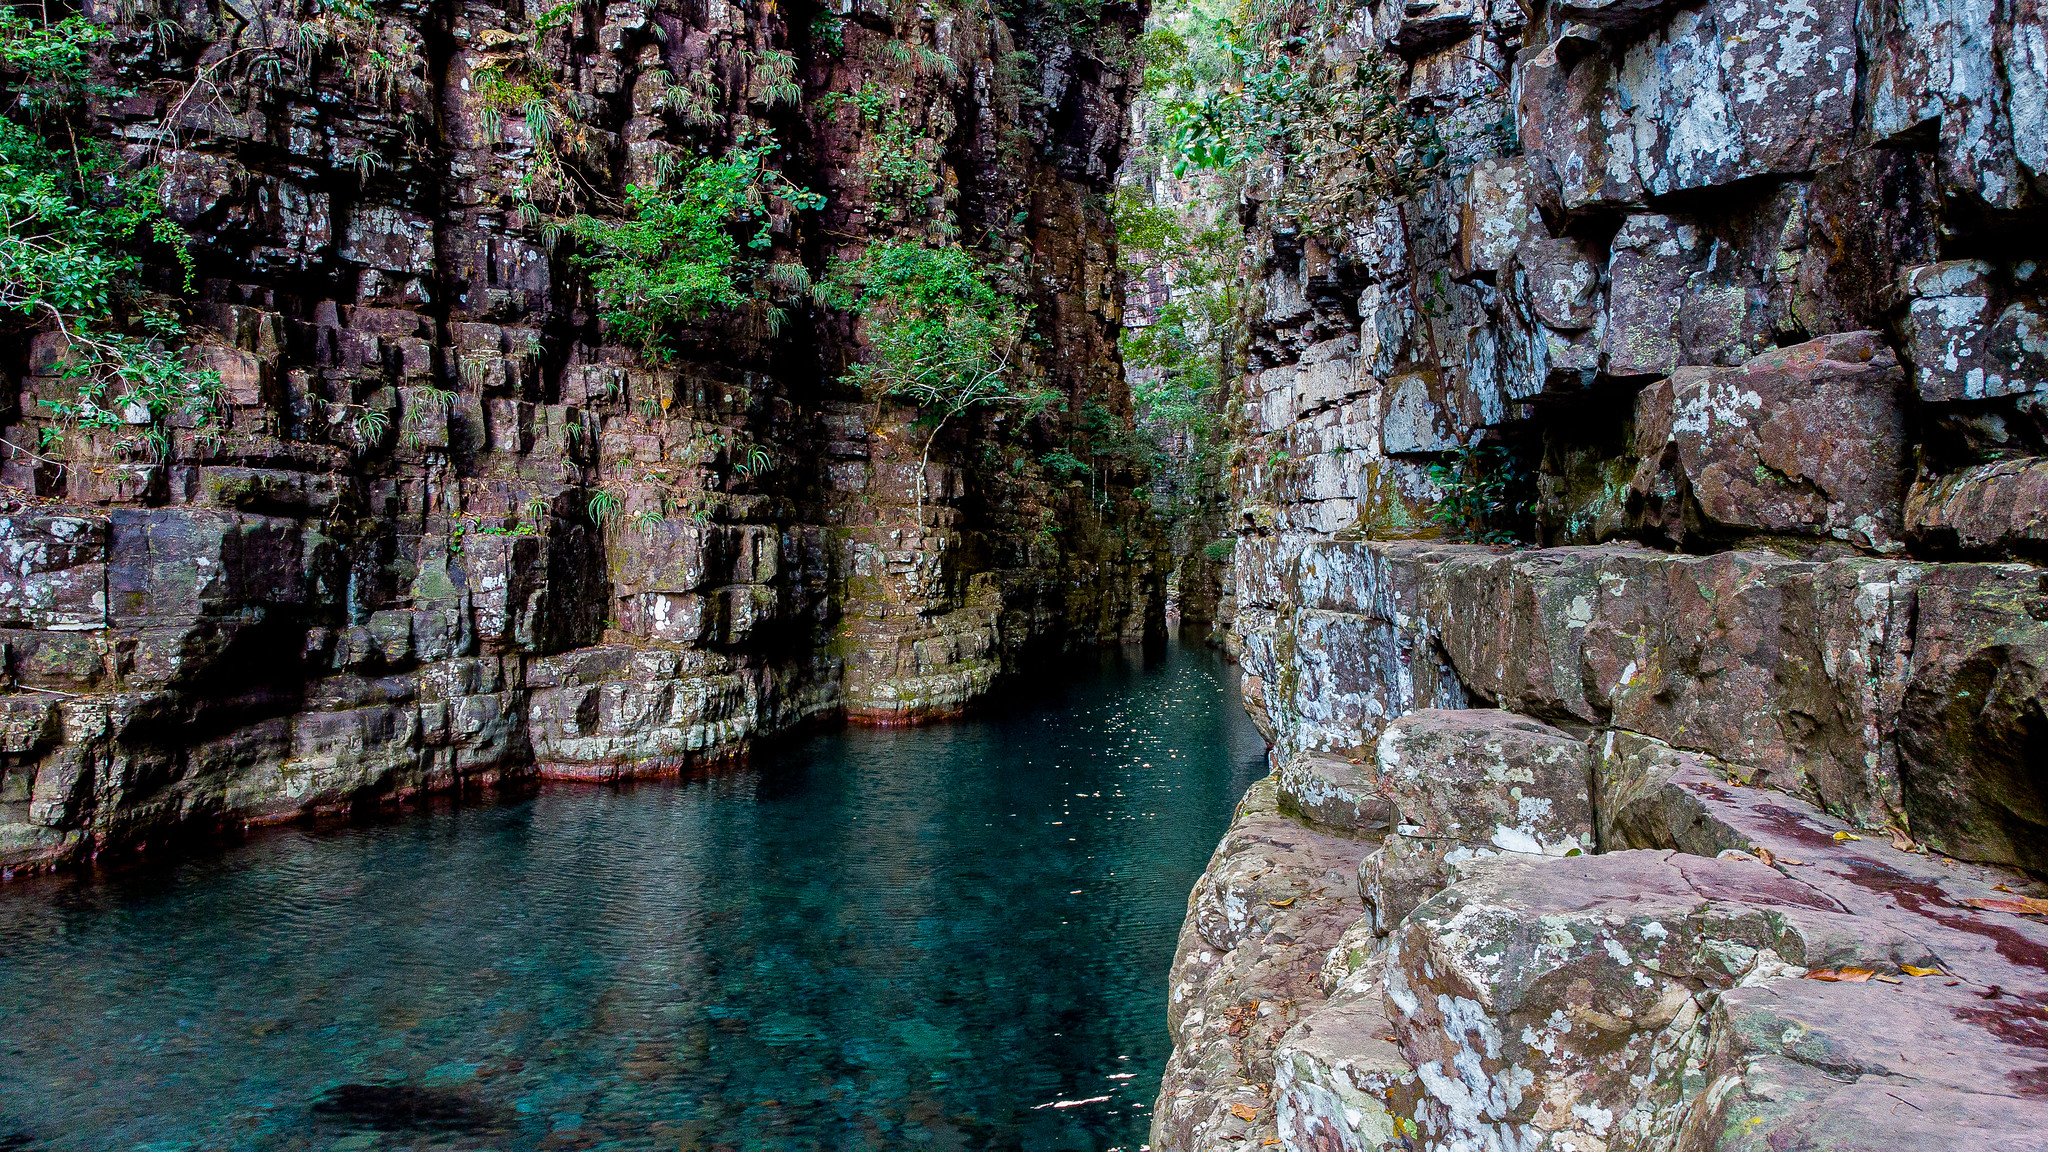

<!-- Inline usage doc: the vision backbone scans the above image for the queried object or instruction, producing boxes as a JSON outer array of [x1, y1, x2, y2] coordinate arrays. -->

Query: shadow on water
[[0, 642, 1266, 1152]]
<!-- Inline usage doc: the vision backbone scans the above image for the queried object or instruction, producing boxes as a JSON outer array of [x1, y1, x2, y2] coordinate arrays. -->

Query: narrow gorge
[[1, 0, 2045, 1141]]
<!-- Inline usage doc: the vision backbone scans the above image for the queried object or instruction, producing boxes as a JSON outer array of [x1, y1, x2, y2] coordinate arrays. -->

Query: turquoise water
[[0, 643, 1263, 1152]]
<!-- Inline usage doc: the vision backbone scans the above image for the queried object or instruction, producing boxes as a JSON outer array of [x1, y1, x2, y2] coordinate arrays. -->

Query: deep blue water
[[0, 643, 1263, 1152]]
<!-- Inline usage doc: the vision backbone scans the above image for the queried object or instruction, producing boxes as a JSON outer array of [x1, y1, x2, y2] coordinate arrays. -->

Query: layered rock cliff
[[0, 0, 1162, 873], [1145, 0, 2048, 1141]]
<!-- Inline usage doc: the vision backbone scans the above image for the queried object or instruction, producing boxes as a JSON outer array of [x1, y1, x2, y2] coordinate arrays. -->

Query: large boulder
[[1629, 332, 1908, 553], [1358, 709, 1598, 934], [1375, 709, 1595, 855]]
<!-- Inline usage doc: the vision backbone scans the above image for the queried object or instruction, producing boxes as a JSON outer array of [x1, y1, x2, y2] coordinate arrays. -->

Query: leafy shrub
[[566, 135, 823, 358], [820, 243, 1048, 517], [1, 10, 223, 461]]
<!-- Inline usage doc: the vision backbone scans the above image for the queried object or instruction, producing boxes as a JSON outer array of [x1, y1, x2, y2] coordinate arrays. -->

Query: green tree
[[821, 243, 1048, 521]]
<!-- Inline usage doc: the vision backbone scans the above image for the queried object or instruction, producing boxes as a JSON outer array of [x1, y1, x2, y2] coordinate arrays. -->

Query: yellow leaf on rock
[[1965, 896, 2048, 915], [1902, 965, 1943, 977], [1230, 1103, 1259, 1122], [1806, 967, 1875, 982], [1268, 897, 1296, 908], [1833, 831, 1862, 841]]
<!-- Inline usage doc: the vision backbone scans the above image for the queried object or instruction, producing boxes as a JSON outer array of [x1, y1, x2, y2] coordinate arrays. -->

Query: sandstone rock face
[[1156, 775, 1375, 1150], [0, 0, 1159, 874], [1629, 333, 1910, 552], [1375, 709, 1594, 856], [1152, 0, 2048, 1131]]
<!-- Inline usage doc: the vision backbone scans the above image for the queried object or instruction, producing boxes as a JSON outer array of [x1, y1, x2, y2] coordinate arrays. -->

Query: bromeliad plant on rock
[[820, 242, 1050, 523]]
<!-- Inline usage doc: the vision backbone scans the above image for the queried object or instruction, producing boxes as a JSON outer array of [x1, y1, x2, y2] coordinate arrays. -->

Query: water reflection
[[0, 643, 1264, 1152]]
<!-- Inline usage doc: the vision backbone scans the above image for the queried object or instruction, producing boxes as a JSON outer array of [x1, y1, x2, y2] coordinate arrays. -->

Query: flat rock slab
[[1153, 774, 1372, 1152], [1276, 752, 1394, 836], [1685, 976, 2048, 1151], [1598, 730, 2048, 999], [1377, 708, 1595, 855]]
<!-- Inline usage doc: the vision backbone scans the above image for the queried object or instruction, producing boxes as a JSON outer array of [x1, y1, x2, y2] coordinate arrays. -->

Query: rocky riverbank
[[1141, 0, 2048, 1132]]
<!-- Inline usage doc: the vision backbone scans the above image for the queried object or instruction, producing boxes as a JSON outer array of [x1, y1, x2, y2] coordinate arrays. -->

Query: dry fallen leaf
[[1833, 831, 1862, 842], [1753, 845, 1778, 866], [1268, 897, 1296, 908], [1263, 1140, 1283, 1147], [1230, 1103, 1259, 1122], [1806, 967, 1876, 982], [1901, 964, 1944, 977], [1994, 883, 2014, 893], [1874, 974, 1903, 984], [1965, 897, 2048, 915]]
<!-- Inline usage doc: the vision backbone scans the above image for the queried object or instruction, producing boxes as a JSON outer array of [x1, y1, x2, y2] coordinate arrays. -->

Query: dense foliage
[[1141, 0, 1446, 228], [821, 243, 1047, 515], [0, 9, 222, 460], [567, 135, 824, 358]]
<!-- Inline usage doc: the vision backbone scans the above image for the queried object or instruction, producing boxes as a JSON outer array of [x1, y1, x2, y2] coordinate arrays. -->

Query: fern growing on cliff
[[0, 10, 222, 468], [820, 243, 1048, 520]]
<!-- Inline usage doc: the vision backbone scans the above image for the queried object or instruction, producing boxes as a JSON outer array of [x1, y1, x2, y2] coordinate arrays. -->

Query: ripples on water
[[0, 643, 1264, 1152]]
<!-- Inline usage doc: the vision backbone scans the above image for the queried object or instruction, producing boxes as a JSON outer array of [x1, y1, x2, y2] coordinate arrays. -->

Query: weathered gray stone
[[1153, 776, 1372, 1152], [1901, 262, 2048, 402], [1276, 751, 1395, 835], [1272, 990, 1417, 1152], [1376, 708, 1595, 855], [1629, 332, 1909, 552], [1385, 851, 1933, 1152]]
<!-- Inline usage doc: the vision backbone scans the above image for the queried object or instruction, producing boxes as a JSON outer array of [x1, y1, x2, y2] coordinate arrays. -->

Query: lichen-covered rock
[[1264, 541, 1923, 828], [1677, 975, 2048, 1151], [1384, 851, 1932, 1152], [1906, 456, 2048, 561], [1376, 709, 1595, 855], [1628, 332, 1909, 552], [1899, 262, 2048, 402], [1153, 775, 1373, 1152], [1277, 751, 1395, 835], [1272, 990, 1418, 1152]]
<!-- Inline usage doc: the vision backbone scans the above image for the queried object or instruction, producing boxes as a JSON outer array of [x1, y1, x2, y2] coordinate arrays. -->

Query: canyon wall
[[0, 0, 1161, 873], [1151, 0, 2048, 1142]]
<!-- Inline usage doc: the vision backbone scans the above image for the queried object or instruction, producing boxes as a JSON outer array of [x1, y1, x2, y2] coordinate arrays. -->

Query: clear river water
[[0, 642, 1263, 1152]]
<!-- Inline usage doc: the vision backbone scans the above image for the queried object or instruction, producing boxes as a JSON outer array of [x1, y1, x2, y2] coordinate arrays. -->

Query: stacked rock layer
[[0, 0, 1163, 873], [1155, 0, 2048, 1140]]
